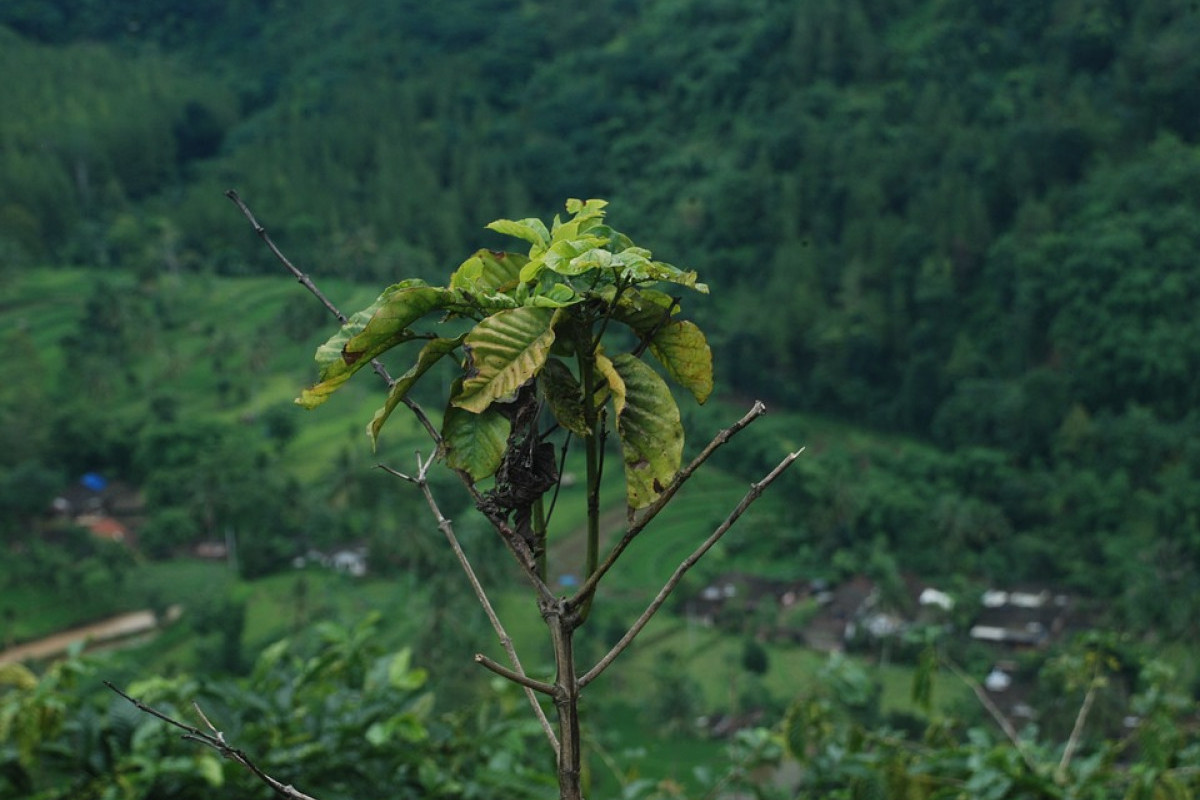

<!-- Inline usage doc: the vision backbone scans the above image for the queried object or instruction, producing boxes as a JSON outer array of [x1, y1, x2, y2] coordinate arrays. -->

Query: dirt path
[[0, 606, 181, 665]]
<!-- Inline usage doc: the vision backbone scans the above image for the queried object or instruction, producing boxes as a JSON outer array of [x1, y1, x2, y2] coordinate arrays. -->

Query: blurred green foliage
[[0, 615, 553, 799]]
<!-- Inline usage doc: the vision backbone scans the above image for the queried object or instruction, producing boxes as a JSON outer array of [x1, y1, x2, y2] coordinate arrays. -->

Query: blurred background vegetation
[[2, 0, 1200, 797]]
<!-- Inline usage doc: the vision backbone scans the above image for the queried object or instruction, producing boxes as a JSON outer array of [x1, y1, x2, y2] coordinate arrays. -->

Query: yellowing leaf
[[610, 354, 682, 509], [594, 350, 625, 416], [449, 249, 527, 296], [0, 663, 37, 690], [649, 320, 714, 404], [452, 307, 561, 413], [612, 289, 712, 403], [485, 218, 550, 252], [298, 284, 454, 408]]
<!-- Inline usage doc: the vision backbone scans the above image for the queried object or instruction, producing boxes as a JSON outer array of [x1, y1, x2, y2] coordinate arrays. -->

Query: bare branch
[[1058, 665, 1101, 780], [377, 462, 554, 604], [227, 190, 555, 591], [944, 659, 1040, 775], [579, 447, 803, 688], [225, 190, 349, 325], [227, 191, 561, 596], [104, 681, 321, 800], [377, 458, 560, 754], [224, 189, 441, 443], [474, 653, 557, 695], [569, 400, 769, 610]]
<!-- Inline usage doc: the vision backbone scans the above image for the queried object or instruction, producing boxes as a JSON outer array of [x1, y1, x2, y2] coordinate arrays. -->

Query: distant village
[[53, 472, 1081, 714], [682, 568, 1084, 726], [49, 473, 369, 576]]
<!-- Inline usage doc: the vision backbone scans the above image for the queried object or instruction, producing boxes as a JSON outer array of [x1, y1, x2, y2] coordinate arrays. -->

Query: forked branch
[[226, 190, 553, 599], [378, 456, 559, 754], [103, 681, 321, 800], [569, 400, 769, 611], [224, 189, 439, 441], [579, 447, 804, 688]]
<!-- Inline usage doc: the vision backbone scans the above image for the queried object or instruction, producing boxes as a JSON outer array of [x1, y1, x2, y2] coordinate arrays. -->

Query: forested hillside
[[5, 0, 1200, 635], [4, 1, 1200, 630]]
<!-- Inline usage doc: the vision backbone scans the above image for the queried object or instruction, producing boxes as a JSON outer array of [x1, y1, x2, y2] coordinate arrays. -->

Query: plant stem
[[544, 601, 583, 800], [569, 401, 768, 610], [577, 340, 602, 622], [534, 496, 548, 582]]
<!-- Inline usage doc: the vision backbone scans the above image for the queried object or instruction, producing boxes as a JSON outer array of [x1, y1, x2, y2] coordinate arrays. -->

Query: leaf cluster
[[297, 199, 712, 511]]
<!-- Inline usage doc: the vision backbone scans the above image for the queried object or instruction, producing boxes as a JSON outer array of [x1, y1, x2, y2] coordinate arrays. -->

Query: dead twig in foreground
[[103, 681, 320, 800]]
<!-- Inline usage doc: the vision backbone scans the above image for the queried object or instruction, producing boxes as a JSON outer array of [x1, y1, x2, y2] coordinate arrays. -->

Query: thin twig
[[542, 436, 573, 528], [944, 659, 1040, 775], [579, 447, 803, 688], [104, 681, 321, 800], [224, 189, 441, 443], [474, 653, 557, 695], [225, 190, 350, 325], [1058, 665, 1101, 780], [377, 462, 554, 605], [227, 192, 555, 611], [378, 457, 559, 754], [569, 400, 769, 611]]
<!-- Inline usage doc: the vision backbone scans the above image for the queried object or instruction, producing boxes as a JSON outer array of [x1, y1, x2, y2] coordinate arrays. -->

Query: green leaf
[[622, 254, 708, 292], [387, 647, 428, 690], [911, 646, 936, 712], [485, 218, 551, 252], [648, 320, 713, 404], [442, 399, 509, 480], [566, 247, 613, 273], [449, 249, 527, 296], [612, 286, 678, 331], [519, 237, 606, 282], [527, 282, 581, 308], [594, 350, 625, 415], [519, 199, 611, 282], [453, 307, 561, 413], [609, 354, 682, 509], [365, 721, 390, 747], [388, 712, 429, 743], [543, 237, 610, 276], [298, 283, 454, 408], [539, 358, 590, 436], [367, 335, 464, 448]]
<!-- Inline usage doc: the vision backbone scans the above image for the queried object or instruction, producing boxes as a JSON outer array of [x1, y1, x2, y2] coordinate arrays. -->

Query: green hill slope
[[3, 0, 1200, 639]]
